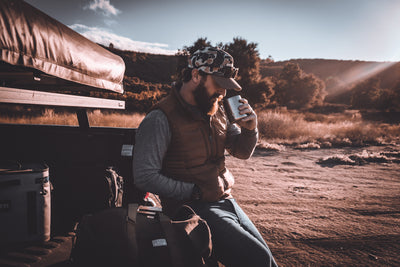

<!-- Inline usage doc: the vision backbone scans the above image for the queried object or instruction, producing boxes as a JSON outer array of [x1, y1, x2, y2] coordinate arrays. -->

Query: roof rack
[[0, 87, 125, 109]]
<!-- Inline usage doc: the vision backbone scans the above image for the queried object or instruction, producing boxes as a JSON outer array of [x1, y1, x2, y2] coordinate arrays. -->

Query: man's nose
[[218, 88, 227, 97]]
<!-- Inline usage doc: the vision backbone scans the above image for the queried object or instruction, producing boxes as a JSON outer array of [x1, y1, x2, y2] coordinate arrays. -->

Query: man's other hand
[[200, 177, 226, 202]]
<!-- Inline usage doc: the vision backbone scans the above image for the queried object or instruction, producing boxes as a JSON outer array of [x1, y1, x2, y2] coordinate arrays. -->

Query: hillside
[[99, 47, 399, 111], [105, 45, 400, 97], [104, 46, 181, 84], [95, 46, 185, 112]]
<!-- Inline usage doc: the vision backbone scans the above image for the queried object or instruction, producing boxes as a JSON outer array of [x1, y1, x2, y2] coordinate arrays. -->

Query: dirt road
[[226, 145, 400, 266]]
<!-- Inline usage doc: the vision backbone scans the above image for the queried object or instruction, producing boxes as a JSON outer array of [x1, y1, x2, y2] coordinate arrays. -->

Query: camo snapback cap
[[189, 47, 242, 91]]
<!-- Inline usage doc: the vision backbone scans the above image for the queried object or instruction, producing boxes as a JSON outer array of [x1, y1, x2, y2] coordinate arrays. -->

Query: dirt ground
[[225, 145, 400, 266]]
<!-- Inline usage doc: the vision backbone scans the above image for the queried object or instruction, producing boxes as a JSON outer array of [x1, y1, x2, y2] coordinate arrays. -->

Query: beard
[[193, 79, 223, 116]]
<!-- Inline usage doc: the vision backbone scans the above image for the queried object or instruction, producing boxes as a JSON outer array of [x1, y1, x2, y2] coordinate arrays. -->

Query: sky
[[24, 0, 400, 62]]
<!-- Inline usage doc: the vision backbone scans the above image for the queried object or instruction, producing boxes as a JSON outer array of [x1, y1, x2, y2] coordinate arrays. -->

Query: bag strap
[[126, 203, 139, 263], [127, 203, 138, 254], [127, 203, 138, 223]]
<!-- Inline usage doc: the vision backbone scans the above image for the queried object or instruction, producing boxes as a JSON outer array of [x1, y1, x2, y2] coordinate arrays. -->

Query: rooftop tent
[[0, 0, 125, 93]]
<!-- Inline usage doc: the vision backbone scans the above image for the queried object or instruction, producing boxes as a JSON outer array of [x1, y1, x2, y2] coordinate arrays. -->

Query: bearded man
[[133, 47, 278, 267]]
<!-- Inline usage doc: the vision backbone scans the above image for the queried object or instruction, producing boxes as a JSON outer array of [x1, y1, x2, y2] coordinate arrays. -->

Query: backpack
[[105, 166, 123, 208], [71, 204, 212, 267]]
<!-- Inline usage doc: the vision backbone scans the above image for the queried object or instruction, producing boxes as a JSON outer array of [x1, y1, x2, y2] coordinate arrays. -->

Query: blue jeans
[[190, 199, 278, 267]]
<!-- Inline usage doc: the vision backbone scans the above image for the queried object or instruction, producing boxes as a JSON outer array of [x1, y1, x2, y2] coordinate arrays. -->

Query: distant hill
[[103, 45, 181, 85], [105, 45, 400, 97], [97, 46, 187, 112]]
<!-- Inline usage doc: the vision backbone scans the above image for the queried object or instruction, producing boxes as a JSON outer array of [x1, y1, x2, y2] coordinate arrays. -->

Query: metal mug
[[223, 95, 247, 123]]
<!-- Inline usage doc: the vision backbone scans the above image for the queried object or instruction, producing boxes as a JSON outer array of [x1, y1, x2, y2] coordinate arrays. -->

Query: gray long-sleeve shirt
[[133, 109, 258, 200]]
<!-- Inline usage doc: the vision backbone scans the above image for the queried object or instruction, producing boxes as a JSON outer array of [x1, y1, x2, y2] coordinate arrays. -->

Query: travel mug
[[224, 95, 248, 123]]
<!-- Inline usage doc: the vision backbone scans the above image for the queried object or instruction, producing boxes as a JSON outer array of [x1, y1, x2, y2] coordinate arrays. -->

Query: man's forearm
[[134, 167, 193, 200], [226, 125, 258, 159]]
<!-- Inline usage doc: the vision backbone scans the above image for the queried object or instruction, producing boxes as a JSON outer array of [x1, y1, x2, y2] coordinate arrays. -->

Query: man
[[133, 47, 278, 267]]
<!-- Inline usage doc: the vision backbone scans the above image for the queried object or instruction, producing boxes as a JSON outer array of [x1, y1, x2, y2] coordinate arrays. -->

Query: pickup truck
[[0, 1, 145, 265]]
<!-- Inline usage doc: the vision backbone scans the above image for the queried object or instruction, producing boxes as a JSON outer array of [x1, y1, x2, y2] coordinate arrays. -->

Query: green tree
[[241, 77, 275, 108], [220, 37, 261, 85], [274, 63, 326, 109]]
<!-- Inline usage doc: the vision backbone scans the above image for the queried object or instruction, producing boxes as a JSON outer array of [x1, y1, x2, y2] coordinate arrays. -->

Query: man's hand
[[236, 98, 257, 131], [221, 169, 234, 190], [200, 177, 225, 202]]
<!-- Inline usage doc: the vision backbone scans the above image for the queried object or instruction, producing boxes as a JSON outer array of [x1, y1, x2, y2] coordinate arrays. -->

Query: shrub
[[273, 63, 326, 109]]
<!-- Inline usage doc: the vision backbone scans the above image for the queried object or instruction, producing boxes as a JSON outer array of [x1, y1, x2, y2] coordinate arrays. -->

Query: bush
[[350, 77, 400, 111], [273, 63, 326, 109], [242, 77, 275, 107]]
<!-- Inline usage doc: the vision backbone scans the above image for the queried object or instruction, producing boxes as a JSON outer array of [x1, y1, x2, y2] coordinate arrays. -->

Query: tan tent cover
[[0, 0, 125, 93]]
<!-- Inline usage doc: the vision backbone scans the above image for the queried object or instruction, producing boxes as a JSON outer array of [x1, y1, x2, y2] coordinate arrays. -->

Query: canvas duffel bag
[[71, 204, 212, 267]]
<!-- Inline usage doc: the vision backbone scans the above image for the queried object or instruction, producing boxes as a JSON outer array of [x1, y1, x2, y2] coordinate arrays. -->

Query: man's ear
[[191, 69, 201, 84]]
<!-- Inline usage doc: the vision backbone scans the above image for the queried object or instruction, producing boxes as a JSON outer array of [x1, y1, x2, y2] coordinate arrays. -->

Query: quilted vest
[[154, 86, 229, 216]]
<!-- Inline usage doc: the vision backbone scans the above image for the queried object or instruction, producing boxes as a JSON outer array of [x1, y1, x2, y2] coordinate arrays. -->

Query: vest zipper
[[209, 117, 215, 158], [200, 127, 211, 158]]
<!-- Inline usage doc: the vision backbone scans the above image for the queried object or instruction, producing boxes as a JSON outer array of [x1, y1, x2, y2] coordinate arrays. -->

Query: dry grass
[[257, 110, 400, 145], [88, 110, 144, 128], [2, 108, 399, 147], [0, 109, 145, 128]]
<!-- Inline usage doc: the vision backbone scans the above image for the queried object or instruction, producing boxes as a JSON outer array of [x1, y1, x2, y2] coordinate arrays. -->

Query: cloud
[[103, 19, 118, 27], [84, 0, 121, 17], [69, 24, 177, 55]]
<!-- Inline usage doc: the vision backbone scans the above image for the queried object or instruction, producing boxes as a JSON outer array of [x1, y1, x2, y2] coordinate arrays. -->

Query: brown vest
[[154, 87, 229, 216]]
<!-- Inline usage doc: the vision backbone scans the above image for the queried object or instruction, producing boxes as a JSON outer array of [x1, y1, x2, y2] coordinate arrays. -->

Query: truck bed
[[0, 123, 145, 265]]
